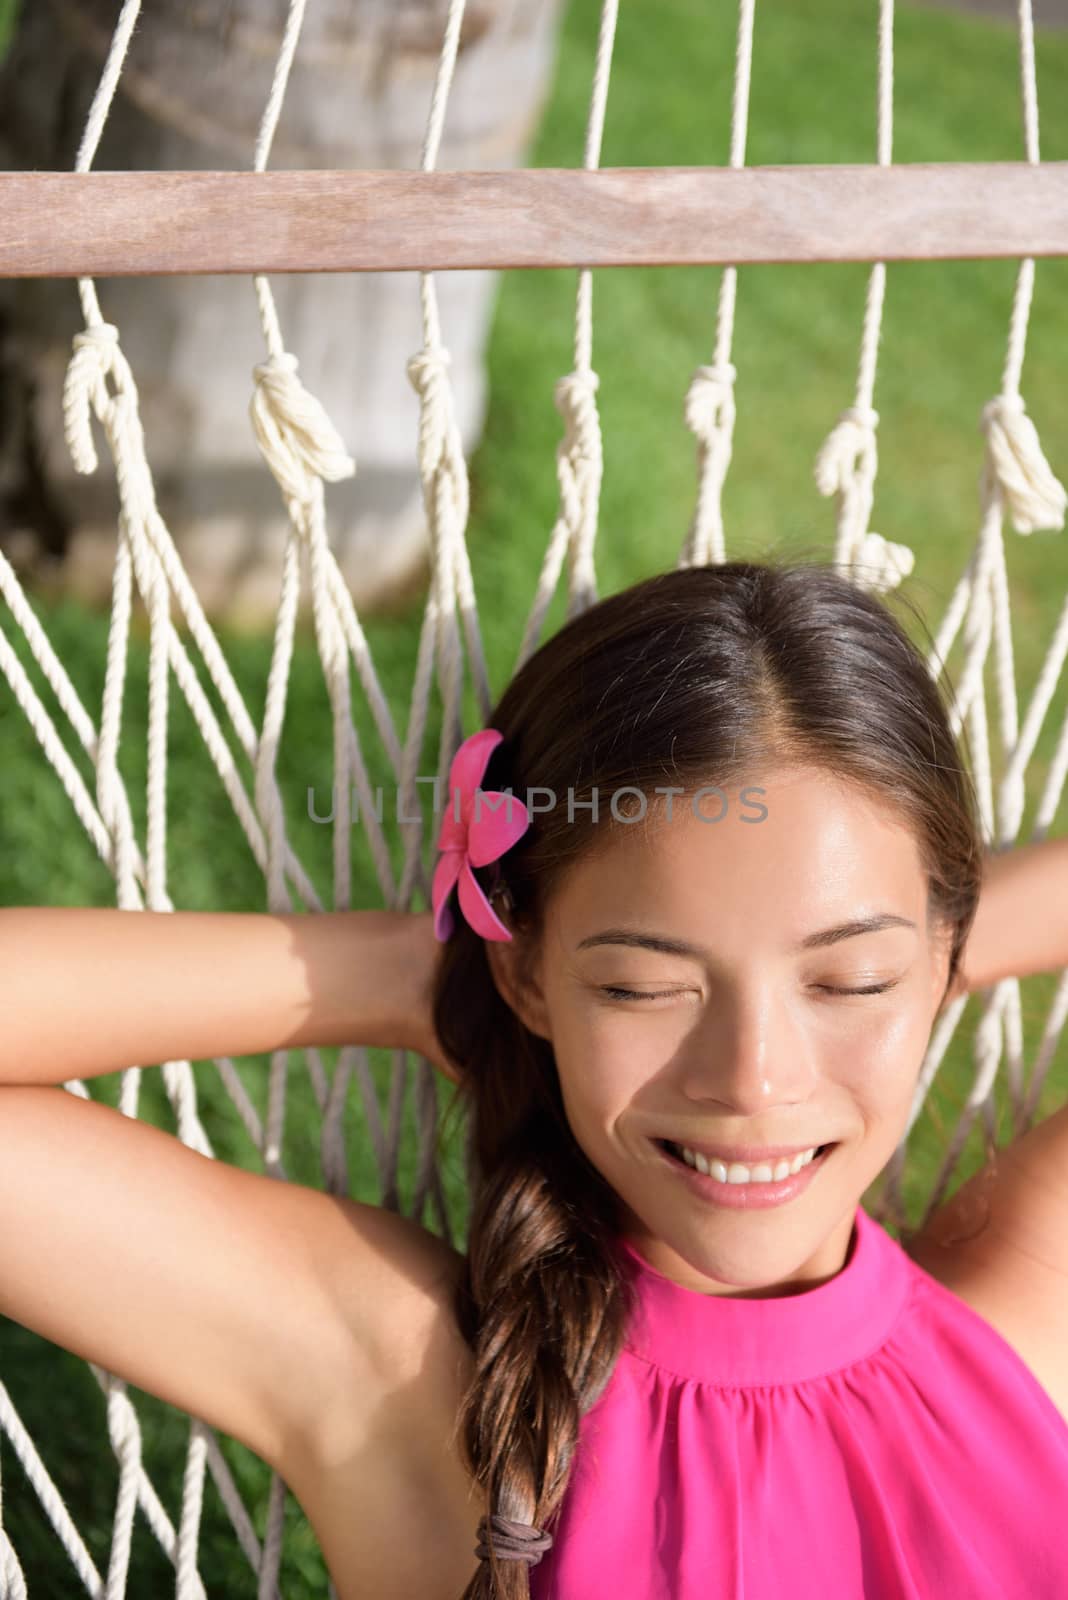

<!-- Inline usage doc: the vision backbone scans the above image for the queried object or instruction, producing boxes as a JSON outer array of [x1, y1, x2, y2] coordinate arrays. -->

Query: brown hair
[[431, 556, 984, 1597]]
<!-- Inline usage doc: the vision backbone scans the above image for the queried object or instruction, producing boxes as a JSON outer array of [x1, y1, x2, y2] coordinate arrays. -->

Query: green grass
[[2, 0, 1068, 1592]]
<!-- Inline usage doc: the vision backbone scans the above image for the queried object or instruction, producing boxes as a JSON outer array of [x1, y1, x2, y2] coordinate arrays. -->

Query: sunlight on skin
[[487, 765, 955, 1300]]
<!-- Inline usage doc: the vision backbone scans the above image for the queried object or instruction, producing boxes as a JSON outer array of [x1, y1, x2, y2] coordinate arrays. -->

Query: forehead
[[549, 766, 927, 933]]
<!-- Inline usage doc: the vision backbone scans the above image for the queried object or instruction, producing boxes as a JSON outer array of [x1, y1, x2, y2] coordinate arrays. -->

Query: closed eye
[[816, 981, 900, 997], [598, 986, 680, 1002], [598, 981, 900, 1002]]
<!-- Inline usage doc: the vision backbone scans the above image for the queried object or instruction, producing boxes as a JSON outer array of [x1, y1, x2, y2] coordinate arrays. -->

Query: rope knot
[[814, 405, 879, 497], [406, 345, 452, 402], [259, 349, 299, 380], [840, 404, 880, 431], [554, 368, 600, 407], [851, 530, 915, 595], [406, 344, 458, 478], [684, 362, 737, 442], [982, 392, 1025, 423], [250, 348, 355, 508], [979, 390, 1066, 534], [63, 321, 123, 474], [406, 340, 470, 542], [72, 322, 120, 355], [554, 369, 603, 466]]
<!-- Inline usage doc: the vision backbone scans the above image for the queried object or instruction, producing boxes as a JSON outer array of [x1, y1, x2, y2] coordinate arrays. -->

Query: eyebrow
[[576, 912, 918, 958]]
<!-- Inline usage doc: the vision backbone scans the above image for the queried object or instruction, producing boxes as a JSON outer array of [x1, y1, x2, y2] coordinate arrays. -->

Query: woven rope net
[[0, 0, 1066, 1593]]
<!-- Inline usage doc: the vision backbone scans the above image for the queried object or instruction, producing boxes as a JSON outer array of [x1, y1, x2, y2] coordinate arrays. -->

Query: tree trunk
[[0, 0, 566, 624]]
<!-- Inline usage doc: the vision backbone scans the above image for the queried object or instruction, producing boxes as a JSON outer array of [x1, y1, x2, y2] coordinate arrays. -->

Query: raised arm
[[912, 833, 1068, 1293], [953, 831, 1068, 1260], [951, 834, 1068, 998], [0, 904, 435, 1085], [0, 903, 465, 1504]]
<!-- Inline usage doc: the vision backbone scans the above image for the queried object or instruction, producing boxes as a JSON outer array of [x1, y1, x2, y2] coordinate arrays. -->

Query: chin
[[637, 1202, 838, 1284]]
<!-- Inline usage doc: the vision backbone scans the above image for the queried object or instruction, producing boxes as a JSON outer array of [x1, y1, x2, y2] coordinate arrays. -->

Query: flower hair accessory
[[431, 727, 530, 943]]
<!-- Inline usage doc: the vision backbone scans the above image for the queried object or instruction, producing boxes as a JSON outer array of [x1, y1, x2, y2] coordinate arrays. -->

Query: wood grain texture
[[3, 163, 1067, 277]]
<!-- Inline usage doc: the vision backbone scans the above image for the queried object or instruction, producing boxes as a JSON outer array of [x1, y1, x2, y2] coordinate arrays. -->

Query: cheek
[[554, 1031, 654, 1143], [839, 1004, 914, 1060], [833, 1007, 930, 1123], [558, 1058, 636, 1134]]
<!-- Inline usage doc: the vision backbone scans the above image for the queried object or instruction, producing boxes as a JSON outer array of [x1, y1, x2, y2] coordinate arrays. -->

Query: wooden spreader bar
[[2, 164, 1066, 277]]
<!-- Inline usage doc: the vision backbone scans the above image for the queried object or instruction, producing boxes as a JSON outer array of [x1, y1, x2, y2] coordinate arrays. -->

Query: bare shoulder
[[905, 1115, 1068, 1428], [275, 1195, 482, 1600]]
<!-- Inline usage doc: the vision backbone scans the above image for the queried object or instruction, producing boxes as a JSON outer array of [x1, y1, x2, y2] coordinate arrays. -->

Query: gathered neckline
[[612, 1204, 914, 1386]]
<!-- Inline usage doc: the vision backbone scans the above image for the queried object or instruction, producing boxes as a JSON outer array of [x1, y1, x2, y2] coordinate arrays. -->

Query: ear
[[484, 926, 553, 1044]]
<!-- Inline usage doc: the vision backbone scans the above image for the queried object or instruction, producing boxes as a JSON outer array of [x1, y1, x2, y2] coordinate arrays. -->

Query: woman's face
[[489, 764, 953, 1297]]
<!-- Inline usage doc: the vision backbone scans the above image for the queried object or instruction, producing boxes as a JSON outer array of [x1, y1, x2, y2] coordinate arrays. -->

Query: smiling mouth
[[654, 1138, 836, 1173]]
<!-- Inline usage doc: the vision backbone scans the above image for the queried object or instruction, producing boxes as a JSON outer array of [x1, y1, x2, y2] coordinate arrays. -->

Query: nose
[[675, 980, 818, 1114]]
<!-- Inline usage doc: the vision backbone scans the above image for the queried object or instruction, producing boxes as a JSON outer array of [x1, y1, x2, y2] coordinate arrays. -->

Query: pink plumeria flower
[[431, 728, 530, 942]]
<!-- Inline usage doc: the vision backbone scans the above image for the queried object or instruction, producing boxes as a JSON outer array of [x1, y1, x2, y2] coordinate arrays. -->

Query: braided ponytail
[[451, 1114, 634, 1598]]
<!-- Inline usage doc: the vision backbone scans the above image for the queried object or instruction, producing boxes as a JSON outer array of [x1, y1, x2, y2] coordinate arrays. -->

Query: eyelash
[[598, 981, 900, 1002]]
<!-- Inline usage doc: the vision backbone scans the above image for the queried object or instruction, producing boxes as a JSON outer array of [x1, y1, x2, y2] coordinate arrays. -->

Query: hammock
[[0, 0, 1066, 1594]]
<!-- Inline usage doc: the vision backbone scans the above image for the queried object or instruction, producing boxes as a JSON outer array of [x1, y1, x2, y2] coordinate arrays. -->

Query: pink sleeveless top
[[529, 1203, 1068, 1598]]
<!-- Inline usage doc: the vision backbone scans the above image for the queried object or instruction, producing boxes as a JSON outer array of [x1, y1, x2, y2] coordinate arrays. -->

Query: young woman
[[2, 559, 1067, 1600]]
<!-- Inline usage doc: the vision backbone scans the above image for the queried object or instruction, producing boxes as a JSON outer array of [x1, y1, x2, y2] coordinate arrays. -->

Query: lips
[[649, 1136, 837, 1210], [655, 1138, 832, 1171], [655, 1137, 832, 1164]]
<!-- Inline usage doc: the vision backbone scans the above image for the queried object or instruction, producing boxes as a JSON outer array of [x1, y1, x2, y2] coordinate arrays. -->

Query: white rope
[[249, 353, 355, 502], [402, 0, 494, 847], [879, 0, 1067, 1220], [244, 0, 357, 964], [513, 0, 618, 673], [69, 0, 141, 335], [1, 0, 1068, 1591], [812, 0, 915, 596], [976, 2, 1066, 544], [676, 0, 755, 571], [920, 0, 1066, 842], [978, 0, 1061, 544], [5, 0, 410, 1590], [237, 0, 398, 1186], [0, 1378, 110, 1597], [980, 391, 1067, 536]]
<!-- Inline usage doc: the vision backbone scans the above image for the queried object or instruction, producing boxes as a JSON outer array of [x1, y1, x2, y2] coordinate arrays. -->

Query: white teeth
[[677, 1145, 820, 1182]]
